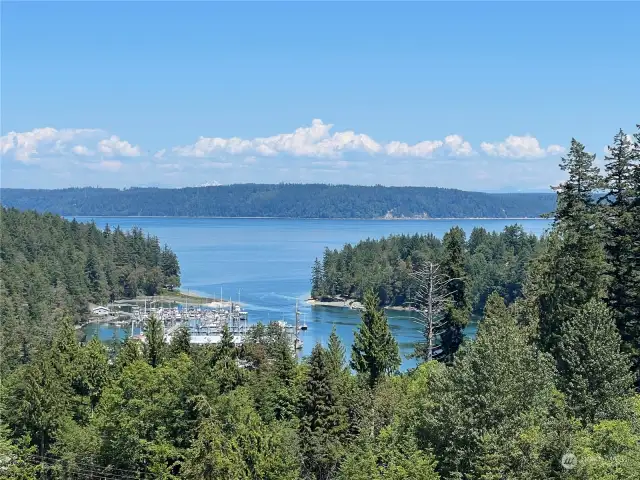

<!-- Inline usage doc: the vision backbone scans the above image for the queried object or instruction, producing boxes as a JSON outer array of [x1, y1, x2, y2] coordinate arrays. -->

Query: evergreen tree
[[211, 324, 245, 394], [421, 290, 566, 479], [351, 290, 400, 388], [599, 130, 640, 382], [143, 314, 164, 368], [270, 338, 298, 421], [85, 247, 108, 303], [300, 343, 346, 480], [439, 226, 470, 363], [116, 336, 142, 371], [7, 357, 70, 456], [557, 300, 633, 424], [0, 420, 40, 480], [212, 323, 236, 364], [311, 258, 324, 297], [534, 139, 607, 355], [78, 337, 110, 413], [327, 325, 346, 379], [169, 324, 191, 357]]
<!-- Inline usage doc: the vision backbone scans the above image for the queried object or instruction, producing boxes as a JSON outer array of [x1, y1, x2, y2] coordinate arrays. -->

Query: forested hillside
[[0, 184, 556, 218], [1, 125, 640, 479], [312, 225, 542, 313], [0, 207, 180, 372]]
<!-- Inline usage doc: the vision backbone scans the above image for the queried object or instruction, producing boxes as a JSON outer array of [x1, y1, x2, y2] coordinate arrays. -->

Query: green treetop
[[351, 290, 400, 388]]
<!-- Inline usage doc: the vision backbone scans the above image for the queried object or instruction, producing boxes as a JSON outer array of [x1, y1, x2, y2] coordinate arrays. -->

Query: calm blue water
[[77, 217, 552, 369]]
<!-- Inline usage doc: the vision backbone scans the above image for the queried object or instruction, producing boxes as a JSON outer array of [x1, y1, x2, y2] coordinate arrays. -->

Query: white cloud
[[72, 145, 94, 156], [172, 119, 466, 160], [444, 134, 474, 156], [480, 135, 565, 158], [384, 140, 443, 157], [98, 135, 142, 157], [1, 127, 100, 163]]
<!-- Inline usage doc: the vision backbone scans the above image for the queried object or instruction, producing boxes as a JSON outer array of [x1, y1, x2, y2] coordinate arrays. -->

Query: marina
[[89, 295, 304, 352]]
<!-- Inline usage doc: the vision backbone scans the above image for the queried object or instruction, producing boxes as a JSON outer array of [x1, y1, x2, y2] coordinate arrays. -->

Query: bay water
[[78, 217, 552, 369]]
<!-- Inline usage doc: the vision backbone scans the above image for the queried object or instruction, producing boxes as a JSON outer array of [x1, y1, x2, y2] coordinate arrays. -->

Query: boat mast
[[295, 299, 300, 348]]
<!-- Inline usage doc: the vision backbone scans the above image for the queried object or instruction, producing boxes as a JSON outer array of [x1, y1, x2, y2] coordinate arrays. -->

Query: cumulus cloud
[[98, 135, 142, 157], [0, 127, 101, 163], [480, 135, 565, 158], [72, 145, 94, 156], [172, 119, 471, 160], [444, 134, 474, 156]]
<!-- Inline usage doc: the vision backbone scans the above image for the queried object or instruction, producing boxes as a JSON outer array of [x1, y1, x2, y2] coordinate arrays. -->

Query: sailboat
[[294, 300, 303, 349], [299, 313, 308, 331]]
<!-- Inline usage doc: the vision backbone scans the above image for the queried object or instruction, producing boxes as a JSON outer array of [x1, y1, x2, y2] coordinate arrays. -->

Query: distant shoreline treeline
[[0, 184, 556, 218]]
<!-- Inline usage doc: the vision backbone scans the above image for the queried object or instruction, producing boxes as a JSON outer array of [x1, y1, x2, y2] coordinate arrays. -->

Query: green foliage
[[0, 207, 181, 378], [169, 324, 192, 357], [143, 313, 165, 367], [300, 344, 347, 480], [0, 420, 40, 480], [438, 226, 470, 363], [351, 290, 400, 388], [312, 225, 541, 314], [338, 426, 439, 480], [600, 128, 640, 386], [327, 325, 346, 379], [568, 416, 640, 480], [419, 293, 568, 478], [533, 139, 607, 356], [557, 300, 634, 424]]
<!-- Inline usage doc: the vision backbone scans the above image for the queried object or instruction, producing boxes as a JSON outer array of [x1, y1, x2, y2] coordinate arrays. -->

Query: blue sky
[[1, 1, 638, 191]]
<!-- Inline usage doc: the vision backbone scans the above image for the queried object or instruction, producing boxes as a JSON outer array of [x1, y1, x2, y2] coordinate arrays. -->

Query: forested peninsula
[[0, 207, 181, 364], [0, 184, 556, 219], [311, 224, 541, 314], [1, 126, 640, 479]]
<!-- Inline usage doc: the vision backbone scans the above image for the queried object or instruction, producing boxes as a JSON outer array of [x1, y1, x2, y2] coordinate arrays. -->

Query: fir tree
[[423, 288, 564, 478], [351, 290, 400, 388], [78, 337, 110, 413], [599, 129, 640, 387], [116, 336, 142, 371], [270, 338, 298, 421], [534, 139, 607, 355], [557, 300, 633, 424], [439, 226, 470, 363], [300, 343, 346, 480], [211, 324, 244, 394], [326, 325, 346, 379], [311, 258, 324, 297], [143, 314, 164, 368], [169, 324, 191, 357]]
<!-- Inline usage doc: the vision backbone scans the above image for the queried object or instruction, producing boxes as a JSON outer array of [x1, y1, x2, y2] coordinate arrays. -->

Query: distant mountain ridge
[[0, 184, 557, 219]]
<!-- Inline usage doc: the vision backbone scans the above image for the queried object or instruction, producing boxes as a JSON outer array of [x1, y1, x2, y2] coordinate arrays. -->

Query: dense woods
[[311, 224, 541, 314], [0, 208, 180, 375], [0, 184, 557, 219], [1, 124, 640, 479]]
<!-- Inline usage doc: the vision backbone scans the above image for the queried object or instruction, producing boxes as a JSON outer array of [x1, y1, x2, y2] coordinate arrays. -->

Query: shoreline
[[306, 298, 415, 312]]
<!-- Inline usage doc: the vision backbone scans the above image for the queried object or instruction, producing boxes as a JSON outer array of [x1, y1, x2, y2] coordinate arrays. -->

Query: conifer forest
[[1, 125, 640, 479]]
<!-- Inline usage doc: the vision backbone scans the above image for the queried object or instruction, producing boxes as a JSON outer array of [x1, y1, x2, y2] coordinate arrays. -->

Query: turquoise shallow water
[[77, 217, 552, 369]]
